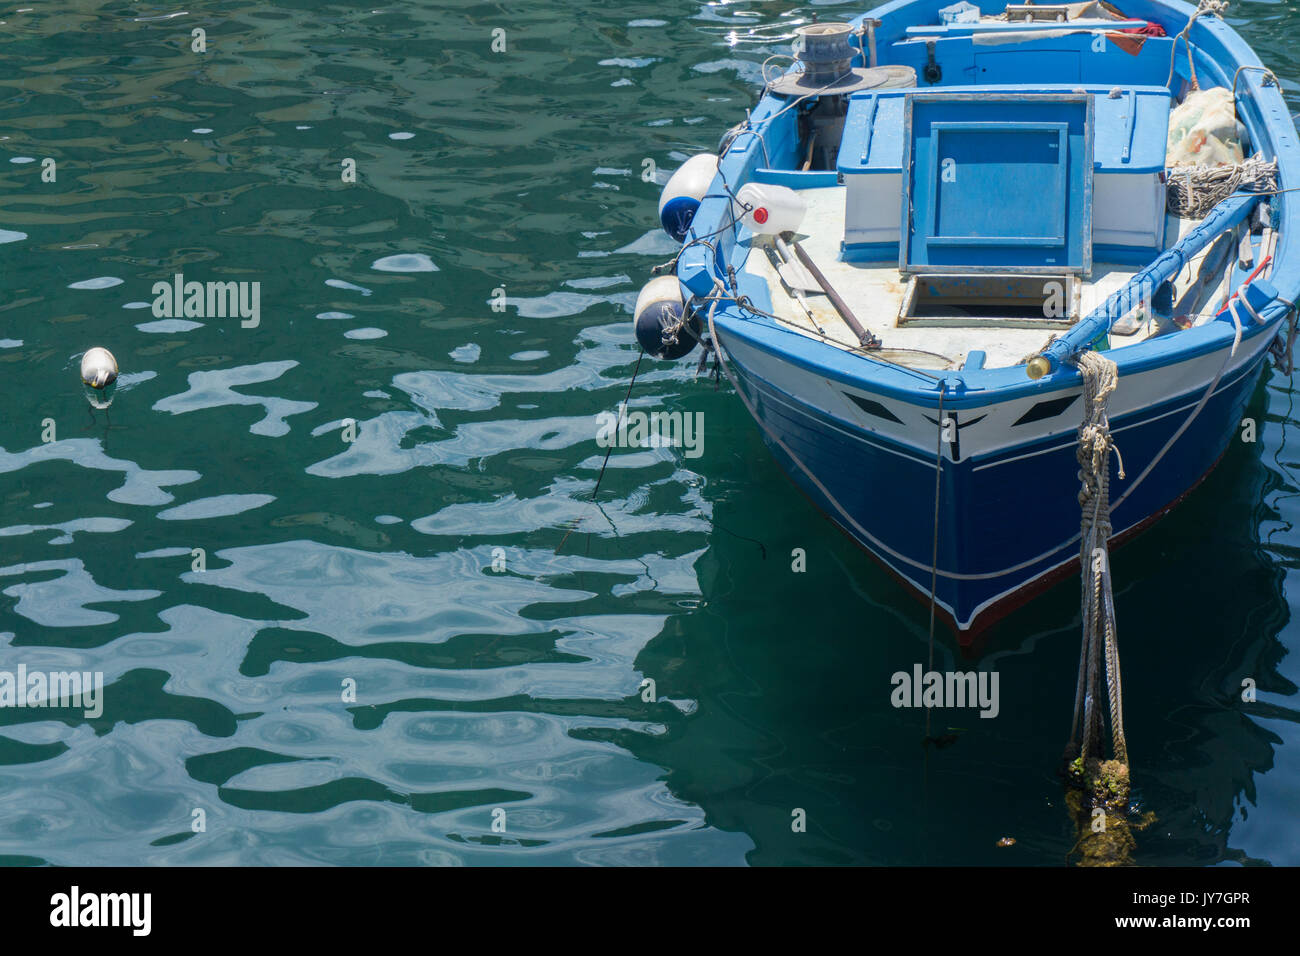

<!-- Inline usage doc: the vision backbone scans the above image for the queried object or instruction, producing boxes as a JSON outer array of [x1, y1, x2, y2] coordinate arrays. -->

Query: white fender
[[633, 275, 697, 359], [658, 153, 719, 242]]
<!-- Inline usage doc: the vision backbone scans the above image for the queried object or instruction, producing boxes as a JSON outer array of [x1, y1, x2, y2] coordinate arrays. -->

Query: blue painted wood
[[839, 93, 907, 174], [975, 48, 1081, 83], [888, 32, 1177, 88], [1092, 87, 1169, 173], [751, 169, 840, 188], [839, 85, 1169, 175], [1039, 192, 1263, 372], [924, 121, 1070, 246], [904, 19, 1149, 34], [1094, 243, 1162, 265], [859, 95, 878, 163], [842, 240, 901, 261], [1121, 89, 1135, 163], [902, 93, 1092, 272]]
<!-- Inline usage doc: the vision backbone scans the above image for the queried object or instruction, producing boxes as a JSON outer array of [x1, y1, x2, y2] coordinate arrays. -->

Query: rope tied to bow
[[1061, 349, 1146, 864], [1069, 350, 1129, 775]]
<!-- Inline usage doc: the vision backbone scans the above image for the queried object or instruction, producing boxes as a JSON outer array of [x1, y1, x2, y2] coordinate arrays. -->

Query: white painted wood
[[1093, 173, 1165, 248], [844, 172, 902, 246]]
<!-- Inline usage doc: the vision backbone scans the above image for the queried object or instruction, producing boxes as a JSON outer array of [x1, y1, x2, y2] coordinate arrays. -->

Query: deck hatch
[[898, 273, 1080, 328], [901, 92, 1094, 275]]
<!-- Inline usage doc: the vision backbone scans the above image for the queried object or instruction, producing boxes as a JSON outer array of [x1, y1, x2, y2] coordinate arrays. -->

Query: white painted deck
[[742, 186, 1230, 370]]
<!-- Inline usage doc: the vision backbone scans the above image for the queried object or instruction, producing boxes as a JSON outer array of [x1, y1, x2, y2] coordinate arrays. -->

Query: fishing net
[[1166, 155, 1278, 219]]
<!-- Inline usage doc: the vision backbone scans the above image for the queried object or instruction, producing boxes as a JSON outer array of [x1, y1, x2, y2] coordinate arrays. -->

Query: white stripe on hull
[[723, 329, 1275, 466]]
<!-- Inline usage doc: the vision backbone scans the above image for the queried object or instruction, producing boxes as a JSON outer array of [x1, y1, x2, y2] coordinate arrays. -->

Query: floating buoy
[[658, 153, 718, 242], [81, 347, 118, 389], [80, 346, 118, 410], [633, 275, 698, 359]]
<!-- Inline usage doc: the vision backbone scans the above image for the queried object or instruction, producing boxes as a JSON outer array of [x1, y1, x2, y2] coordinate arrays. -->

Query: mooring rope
[[1165, 0, 1228, 92], [1063, 349, 1148, 863], [554, 348, 644, 556], [1068, 350, 1129, 769]]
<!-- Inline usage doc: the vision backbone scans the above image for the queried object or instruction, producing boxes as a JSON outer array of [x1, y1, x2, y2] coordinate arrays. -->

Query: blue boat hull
[[722, 331, 1271, 633]]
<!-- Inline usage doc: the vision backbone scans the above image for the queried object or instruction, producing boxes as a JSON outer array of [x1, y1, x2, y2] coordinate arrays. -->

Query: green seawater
[[0, 0, 1297, 865]]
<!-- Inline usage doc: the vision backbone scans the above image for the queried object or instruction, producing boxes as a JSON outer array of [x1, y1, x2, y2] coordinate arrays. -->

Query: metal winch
[[769, 22, 916, 97], [770, 22, 916, 171]]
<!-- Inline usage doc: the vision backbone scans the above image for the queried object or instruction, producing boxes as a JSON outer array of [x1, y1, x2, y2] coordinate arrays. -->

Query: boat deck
[[742, 186, 1232, 370]]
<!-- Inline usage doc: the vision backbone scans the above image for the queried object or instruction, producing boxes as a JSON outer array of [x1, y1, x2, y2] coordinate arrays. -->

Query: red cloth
[[1105, 21, 1167, 57], [1122, 22, 1168, 36], [1106, 32, 1147, 55]]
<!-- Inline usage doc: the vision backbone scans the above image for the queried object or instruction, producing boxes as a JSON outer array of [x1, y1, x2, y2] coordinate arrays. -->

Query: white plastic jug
[[733, 183, 807, 236]]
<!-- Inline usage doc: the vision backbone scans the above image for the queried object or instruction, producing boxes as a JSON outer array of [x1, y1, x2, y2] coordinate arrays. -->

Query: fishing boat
[[632, 0, 1298, 638]]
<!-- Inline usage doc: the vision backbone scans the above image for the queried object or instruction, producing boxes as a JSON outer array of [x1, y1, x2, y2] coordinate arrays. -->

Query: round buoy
[[658, 153, 718, 242], [81, 347, 118, 389], [633, 275, 698, 359]]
